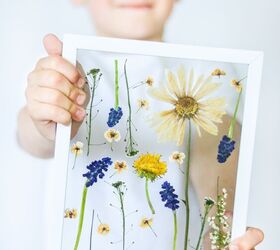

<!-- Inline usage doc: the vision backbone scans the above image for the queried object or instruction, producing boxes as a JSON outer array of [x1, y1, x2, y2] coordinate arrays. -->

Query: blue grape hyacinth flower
[[160, 181, 180, 211], [83, 157, 113, 187], [107, 107, 123, 127], [217, 135, 236, 163]]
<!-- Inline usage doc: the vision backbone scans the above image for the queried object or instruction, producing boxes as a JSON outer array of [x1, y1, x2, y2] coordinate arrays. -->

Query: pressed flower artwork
[[58, 37, 262, 250]]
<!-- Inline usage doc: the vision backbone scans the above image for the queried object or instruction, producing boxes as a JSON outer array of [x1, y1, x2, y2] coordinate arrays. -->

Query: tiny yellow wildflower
[[169, 151, 186, 165], [114, 161, 128, 173], [137, 99, 150, 110], [140, 217, 153, 228], [104, 128, 121, 143], [145, 76, 154, 87], [71, 141, 84, 155], [64, 208, 78, 219], [231, 79, 243, 92], [97, 224, 110, 235], [211, 69, 226, 77]]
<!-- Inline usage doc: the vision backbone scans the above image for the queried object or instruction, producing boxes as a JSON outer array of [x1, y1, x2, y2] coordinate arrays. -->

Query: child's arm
[[17, 34, 86, 158], [190, 116, 265, 248], [190, 115, 240, 212]]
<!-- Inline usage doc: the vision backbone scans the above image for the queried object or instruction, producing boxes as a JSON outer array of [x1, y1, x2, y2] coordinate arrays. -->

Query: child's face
[[87, 0, 175, 41]]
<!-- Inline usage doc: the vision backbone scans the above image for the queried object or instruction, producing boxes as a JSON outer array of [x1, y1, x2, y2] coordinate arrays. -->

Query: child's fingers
[[27, 70, 86, 105], [28, 85, 85, 121], [27, 100, 72, 126], [229, 227, 264, 250], [35, 55, 84, 87], [43, 34, 63, 56]]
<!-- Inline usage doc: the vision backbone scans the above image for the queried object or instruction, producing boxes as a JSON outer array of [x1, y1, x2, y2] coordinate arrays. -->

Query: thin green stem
[[87, 75, 97, 156], [114, 60, 119, 109], [118, 187, 126, 250], [89, 209, 95, 250], [195, 207, 211, 250], [145, 177, 155, 215], [124, 59, 138, 156], [72, 152, 77, 169], [74, 184, 88, 250], [228, 88, 242, 139], [184, 120, 192, 250], [173, 211, 178, 250]]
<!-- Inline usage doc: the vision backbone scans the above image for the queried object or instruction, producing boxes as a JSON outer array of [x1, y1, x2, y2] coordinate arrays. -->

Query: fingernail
[[75, 108, 85, 120], [76, 94, 86, 105], [77, 77, 85, 88], [229, 244, 239, 250]]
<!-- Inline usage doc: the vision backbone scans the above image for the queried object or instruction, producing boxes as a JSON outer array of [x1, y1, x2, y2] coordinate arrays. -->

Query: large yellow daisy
[[149, 66, 226, 145]]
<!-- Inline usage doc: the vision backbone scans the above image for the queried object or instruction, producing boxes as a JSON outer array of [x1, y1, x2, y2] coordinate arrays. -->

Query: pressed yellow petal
[[192, 75, 212, 97], [190, 74, 205, 97], [192, 120, 202, 137], [193, 114, 218, 135], [186, 69, 194, 96], [166, 70, 182, 98], [177, 66, 187, 96], [176, 118, 187, 145], [154, 113, 176, 135], [148, 87, 177, 104], [194, 83, 220, 100], [199, 97, 226, 108], [197, 110, 225, 123]]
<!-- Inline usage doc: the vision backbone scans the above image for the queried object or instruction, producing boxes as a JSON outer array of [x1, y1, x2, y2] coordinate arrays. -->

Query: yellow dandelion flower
[[97, 224, 110, 235], [137, 99, 150, 111], [134, 153, 167, 214], [211, 68, 226, 77], [169, 151, 185, 165], [231, 79, 243, 92], [104, 128, 121, 143], [146, 76, 154, 87], [71, 141, 84, 155], [114, 161, 128, 173], [149, 66, 226, 145], [140, 217, 153, 228], [134, 153, 167, 181]]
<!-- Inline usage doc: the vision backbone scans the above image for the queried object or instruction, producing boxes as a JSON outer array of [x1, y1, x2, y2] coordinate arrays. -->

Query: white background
[[0, 0, 279, 249]]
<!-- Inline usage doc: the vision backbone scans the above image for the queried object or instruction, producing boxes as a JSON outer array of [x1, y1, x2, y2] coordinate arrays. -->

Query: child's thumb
[[43, 33, 63, 56]]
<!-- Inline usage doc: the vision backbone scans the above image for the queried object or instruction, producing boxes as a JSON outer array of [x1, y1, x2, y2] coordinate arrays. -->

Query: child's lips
[[118, 2, 153, 10]]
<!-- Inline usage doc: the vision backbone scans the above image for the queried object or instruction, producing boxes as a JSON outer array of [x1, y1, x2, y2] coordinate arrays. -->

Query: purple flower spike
[[160, 181, 180, 211], [217, 135, 236, 163], [83, 157, 113, 187]]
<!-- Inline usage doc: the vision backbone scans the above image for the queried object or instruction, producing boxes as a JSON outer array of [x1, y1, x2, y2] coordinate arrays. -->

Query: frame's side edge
[[45, 35, 76, 250], [231, 52, 264, 239]]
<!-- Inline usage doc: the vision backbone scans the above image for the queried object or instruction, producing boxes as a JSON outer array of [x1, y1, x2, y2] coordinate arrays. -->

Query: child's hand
[[230, 227, 264, 250], [25, 34, 86, 141]]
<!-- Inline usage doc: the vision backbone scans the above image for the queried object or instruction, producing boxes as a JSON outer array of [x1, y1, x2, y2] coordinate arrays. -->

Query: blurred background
[[0, 0, 279, 249]]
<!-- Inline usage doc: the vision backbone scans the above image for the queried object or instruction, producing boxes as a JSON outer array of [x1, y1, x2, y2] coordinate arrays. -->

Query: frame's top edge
[[63, 34, 264, 65], [63, 33, 264, 57]]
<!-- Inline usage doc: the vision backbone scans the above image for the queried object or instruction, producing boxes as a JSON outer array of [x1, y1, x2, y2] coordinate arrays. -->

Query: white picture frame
[[48, 34, 263, 250]]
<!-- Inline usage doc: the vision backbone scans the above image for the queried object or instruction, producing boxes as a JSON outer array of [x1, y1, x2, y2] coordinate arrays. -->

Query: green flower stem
[[74, 184, 88, 250], [145, 177, 155, 215], [124, 59, 138, 156], [72, 152, 77, 169], [114, 60, 119, 109], [173, 211, 178, 250], [117, 186, 126, 250], [184, 120, 192, 250], [195, 206, 212, 250], [89, 209, 95, 250], [228, 88, 242, 140], [87, 75, 98, 156]]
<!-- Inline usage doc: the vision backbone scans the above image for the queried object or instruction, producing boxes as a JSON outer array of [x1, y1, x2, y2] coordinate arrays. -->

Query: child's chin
[[110, 17, 162, 40], [113, 27, 160, 41]]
